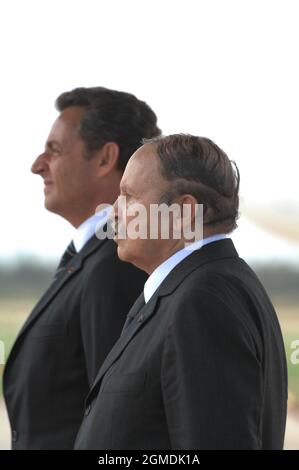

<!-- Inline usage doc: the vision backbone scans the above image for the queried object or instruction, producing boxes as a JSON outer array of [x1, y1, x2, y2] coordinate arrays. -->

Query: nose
[[31, 152, 47, 175]]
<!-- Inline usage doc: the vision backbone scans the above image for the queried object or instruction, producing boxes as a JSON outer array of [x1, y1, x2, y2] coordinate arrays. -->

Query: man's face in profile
[[31, 106, 101, 226], [113, 144, 182, 274]]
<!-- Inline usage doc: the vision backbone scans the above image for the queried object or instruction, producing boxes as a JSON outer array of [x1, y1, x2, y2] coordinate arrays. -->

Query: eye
[[46, 142, 62, 155]]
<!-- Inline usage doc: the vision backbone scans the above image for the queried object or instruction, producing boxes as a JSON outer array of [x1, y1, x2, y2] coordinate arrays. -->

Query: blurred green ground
[[1, 298, 298, 405], [0, 298, 298, 449]]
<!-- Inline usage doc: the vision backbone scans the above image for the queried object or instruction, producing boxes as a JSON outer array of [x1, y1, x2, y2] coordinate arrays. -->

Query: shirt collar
[[144, 234, 227, 303], [73, 207, 110, 253]]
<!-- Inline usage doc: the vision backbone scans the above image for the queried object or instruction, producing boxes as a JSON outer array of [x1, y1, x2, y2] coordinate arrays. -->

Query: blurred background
[[0, 0, 298, 449]]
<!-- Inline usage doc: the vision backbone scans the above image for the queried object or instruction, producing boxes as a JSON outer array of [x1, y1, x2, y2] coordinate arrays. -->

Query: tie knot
[[56, 240, 77, 272], [66, 241, 76, 257]]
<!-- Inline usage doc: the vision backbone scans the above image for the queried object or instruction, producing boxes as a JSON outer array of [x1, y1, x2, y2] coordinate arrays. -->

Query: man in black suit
[[75, 134, 288, 450], [3, 87, 160, 449]]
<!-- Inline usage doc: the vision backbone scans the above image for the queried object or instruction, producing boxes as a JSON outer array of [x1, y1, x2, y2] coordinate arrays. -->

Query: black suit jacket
[[3, 236, 147, 449], [74, 239, 287, 450]]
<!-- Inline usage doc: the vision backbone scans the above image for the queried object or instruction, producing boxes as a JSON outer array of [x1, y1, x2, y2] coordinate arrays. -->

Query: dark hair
[[144, 134, 240, 233], [55, 86, 161, 171]]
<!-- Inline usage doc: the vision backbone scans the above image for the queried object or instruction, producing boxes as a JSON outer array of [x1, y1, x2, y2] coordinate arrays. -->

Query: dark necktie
[[121, 292, 145, 335], [55, 241, 77, 276]]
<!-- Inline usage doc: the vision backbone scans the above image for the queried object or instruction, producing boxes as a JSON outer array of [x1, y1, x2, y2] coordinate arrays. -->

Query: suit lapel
[[87, 293, 159, 401], [8, 236, 108, 354], [87, 238, 239, 401], [17, 266, 80, 337]]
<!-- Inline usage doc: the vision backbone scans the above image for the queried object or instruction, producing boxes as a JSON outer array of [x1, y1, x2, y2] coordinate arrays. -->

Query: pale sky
[[0, 0, 298, 265]]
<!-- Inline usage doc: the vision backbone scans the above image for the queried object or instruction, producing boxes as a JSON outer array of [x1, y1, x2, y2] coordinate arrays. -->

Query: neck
[[63, 209, 95, 229], [64, 191, 121, 228], [144, 229, 224, 274], [144, 240, 184, 275]]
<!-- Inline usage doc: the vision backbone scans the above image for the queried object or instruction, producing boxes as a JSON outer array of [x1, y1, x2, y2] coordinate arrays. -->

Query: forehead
[[121, 144, 164, 194], [47, 106, 86, 143]]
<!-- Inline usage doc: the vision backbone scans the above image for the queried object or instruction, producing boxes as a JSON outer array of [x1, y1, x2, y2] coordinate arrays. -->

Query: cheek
[[118, 205, 136, 233], [55, 168, 83, 197]]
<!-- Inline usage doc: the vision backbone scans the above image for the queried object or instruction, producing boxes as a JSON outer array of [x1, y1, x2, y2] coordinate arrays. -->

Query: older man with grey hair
[[75, 134, 287, 450]]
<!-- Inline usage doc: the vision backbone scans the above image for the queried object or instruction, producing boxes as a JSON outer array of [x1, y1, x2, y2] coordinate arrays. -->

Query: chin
[[44, 196, 60, 215], [116, 243, 129, 262], [116, 243, 134, 263], [117, 244, 145, 272]]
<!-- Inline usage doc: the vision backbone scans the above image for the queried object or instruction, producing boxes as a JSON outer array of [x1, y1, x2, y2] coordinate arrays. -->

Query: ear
[[173, 194, 202, 241], [95, 142, 120, 177], [177, 194, 199, 221]]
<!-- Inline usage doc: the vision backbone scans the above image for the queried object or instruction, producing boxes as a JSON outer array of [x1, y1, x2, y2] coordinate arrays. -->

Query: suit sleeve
[[80, 253, 147, 386], [161, 289, 263, 449]]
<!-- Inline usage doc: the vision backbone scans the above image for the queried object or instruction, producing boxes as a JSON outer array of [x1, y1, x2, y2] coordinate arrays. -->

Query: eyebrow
[[46, 140, 62, 151]]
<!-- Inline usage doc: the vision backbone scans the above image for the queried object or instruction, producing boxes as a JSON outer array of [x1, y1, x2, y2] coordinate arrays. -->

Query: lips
[[43, 180, 53, 193]]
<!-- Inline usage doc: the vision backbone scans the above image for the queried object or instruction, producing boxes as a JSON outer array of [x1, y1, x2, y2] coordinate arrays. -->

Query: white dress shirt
[[73, 208, 110, 253], [144, 234, 227, 303]]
